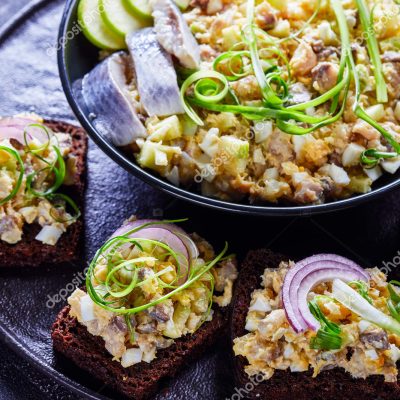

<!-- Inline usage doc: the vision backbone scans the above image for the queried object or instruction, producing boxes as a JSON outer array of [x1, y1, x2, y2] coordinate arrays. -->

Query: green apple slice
[[100, 0, 149, 37], [124, 0, 153, 20], [174, 0, 191, 10], [124, 0, 190, 20], [78, 0, 126, 50]]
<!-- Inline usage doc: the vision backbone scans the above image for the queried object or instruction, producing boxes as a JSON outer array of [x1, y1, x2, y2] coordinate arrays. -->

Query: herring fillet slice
[[82, 52, 146, 146], [126, 28, 184, 117], [150, 0, 200, 69]]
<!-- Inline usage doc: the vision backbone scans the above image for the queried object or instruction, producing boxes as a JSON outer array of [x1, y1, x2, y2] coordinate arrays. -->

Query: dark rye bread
[[231, 249, 400, 400], [52, 304, 228, 399], [0, 120, 87, 268]]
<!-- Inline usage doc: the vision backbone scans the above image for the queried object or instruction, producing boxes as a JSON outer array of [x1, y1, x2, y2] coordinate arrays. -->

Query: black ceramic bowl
[[58, 0, 400, 216]]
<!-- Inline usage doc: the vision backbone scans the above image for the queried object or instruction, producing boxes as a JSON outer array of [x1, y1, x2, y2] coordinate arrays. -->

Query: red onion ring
[[282, 254, 369, 333], [0, 117, 48, 144], [111, 221, 192, 285], [113, 219, 199, 260], [297, 267, 368, 331]]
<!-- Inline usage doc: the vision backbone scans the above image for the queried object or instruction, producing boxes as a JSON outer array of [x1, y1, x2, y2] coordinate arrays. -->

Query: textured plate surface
[[0, 1, 400, 399]]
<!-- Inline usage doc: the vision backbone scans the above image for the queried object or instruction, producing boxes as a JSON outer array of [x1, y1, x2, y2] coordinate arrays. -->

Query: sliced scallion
[[0, 145, 25, 206], [308, 298, 343, 350]]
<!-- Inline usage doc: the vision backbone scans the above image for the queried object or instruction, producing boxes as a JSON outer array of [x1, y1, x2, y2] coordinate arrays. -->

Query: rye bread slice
[[231, 249, 400, 400], [0, 120, 87, 268], [52, 304, 228, 399]]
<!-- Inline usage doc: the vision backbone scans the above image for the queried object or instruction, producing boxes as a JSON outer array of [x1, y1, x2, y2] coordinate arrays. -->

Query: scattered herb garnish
[[180, 0, 400, 168], [125, 314, 136, 345], [180, 70, 229, 126], [48, 193, 81, 223], [0, 122, 80, 222], [332, 278, 400, 336], [0, 145, 25, 206], [86, 220, 227, 331], [348, 280, 372, 304], [355, 0, 387, 103], [322, 0, 398, 167], [309, 298, 342, 351], [26, 145, 66, 197], [387, 280, 400, 322]]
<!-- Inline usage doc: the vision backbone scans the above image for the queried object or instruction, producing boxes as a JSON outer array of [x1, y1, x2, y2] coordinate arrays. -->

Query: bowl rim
[[57, 0, 400, 217]]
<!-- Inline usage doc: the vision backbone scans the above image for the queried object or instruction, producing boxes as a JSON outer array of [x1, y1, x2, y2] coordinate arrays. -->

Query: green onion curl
[[0, 145, 25, 206]]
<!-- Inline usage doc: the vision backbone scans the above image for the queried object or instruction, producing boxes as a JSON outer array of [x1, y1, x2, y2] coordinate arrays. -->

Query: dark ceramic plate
[[57, 0, 400, 217], [2, 2, 400, 400]]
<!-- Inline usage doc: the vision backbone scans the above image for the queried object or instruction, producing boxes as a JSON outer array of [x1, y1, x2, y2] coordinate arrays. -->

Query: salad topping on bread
[[68, 218, 237, 368], [234, 255, 400, 382], [0, 114, 80, 245]]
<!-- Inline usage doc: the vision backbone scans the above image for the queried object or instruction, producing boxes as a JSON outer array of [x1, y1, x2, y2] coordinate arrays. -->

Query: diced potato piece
[[217, 112, 237, 131], [181, 115, 198, 136], [249, 294, 271, 313], [80, 294, 96, 322], [19, 206, 38, 224], [261, 179, 291, 202], [365, 349, 379, 360], [292, 134, 315, 157], [394, 102, 400, 121], [220, 135, 249, 159], [373, 2, 400, 39], [348, 175, 372, 194], [163, 319, 181, 339], [0, 170, 14, 198], [363, 166, 383, 182], [253, 148, 265, 164], [148, 115, 182, 142], [342, 143, 365, 167], [222, 25, 242, 50], [380, 37, 400, 53], [199, 128, 220, 158], [254, 121, 273, 144], [245, 317, 259, 332], [263, 167, 279, 180], [173, 303, 191, 332], [207, 0, 223, 14], [319, 164, 350, 185], [154, 149, 168, 166], [1, 222, 22, 244], [389, 344, 400, 363], [318, 21, 337, 45], [292, 172, 309, 185], [165, 165, 180, 186], [365, 104, 385, 122], [381, 157, 400, 174], [137, 141, 182, 170], [121, 348, 142, 368], [219, 135, 249, 174], [35, 225, 64, 246], [269, 19, 290, 38]]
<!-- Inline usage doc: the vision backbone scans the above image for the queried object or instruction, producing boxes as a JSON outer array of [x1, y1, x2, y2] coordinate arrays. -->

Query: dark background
[[0, 1, 400, 399], [0, 2, 76, 398]]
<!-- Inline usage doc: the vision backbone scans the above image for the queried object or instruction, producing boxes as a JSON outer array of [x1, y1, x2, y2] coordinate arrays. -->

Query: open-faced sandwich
[[231, 250, 400, 399], [52, 218, 237, 399], [0, 115, 87, 267], [78, 0, 400, 206]]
